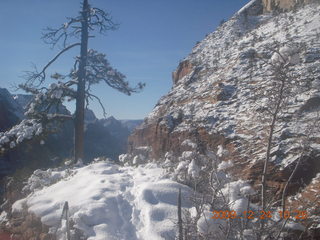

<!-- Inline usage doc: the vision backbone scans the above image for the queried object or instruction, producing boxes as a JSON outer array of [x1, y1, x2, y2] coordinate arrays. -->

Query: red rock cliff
[[172, 60, 193, 85]]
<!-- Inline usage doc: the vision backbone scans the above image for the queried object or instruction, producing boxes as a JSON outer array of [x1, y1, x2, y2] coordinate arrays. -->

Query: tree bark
[[74, 0, 89, 162]]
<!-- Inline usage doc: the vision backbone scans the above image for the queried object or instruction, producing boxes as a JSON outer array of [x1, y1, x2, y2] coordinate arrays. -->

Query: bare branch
[[46, 114, 73, 121], [87, 92, 107, 118], [86, 49, 145, 95], [42, 17, 81, 48], [89, 7, 119, 34], [24, 43, 80, 87], [42, 6, 118, 49]]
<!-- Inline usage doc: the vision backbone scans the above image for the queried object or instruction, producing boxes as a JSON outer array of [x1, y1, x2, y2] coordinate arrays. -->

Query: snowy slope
[[12, 161, 192, 240], [131, 2, 320, 167]]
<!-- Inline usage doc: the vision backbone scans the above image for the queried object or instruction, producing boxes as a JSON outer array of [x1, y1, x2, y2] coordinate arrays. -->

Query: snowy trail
[[12, 161, 192, 240]]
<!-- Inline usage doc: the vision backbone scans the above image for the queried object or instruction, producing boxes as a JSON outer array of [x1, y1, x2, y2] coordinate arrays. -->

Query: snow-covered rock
[[128, 0, 320, 225], [11, 161, 192, 240], [128, 0, 320, 206]]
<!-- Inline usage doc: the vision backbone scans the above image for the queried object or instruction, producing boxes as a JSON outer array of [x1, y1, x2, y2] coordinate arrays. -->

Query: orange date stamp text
[[211, 210, 308, 220]]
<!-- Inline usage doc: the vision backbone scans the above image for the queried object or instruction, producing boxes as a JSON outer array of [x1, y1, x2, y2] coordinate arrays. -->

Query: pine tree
[[1, 0, 144, 162]]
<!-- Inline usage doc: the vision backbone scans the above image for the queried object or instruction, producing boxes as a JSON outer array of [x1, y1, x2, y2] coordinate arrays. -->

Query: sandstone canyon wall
[[128, 0, 320, 210]]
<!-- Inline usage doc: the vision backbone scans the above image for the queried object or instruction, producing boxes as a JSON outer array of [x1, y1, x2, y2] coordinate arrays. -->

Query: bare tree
[[253, 42, 302, 235], [18, 0, 144, 162], [260, 47, 291, 212]]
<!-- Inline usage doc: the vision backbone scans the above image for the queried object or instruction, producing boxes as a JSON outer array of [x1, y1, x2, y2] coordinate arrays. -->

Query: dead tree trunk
[[74, 0, 89, 162], [261, 74, 285, 211], [178, 188, 183, 240]]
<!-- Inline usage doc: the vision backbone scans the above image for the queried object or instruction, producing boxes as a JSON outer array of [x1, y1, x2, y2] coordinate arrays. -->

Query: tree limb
[[87, 92, 107, 118], [25, 43, 81, 87]]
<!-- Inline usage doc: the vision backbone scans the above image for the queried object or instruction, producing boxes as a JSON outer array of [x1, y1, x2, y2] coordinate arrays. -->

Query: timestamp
[[211, 210, 308, 220]]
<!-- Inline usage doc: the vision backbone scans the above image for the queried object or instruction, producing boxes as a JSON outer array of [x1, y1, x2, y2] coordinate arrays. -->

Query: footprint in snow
[[142, 189, 159, 205]]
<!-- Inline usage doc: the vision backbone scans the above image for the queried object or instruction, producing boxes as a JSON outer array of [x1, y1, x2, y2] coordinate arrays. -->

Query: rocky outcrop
[[0, 174, 52, 240], [262, 0, 316, 12], [1, 175, 85, 240], [129, 123, 228, 159], [172, 60, 193, 85], [129, 0, 320, 216]]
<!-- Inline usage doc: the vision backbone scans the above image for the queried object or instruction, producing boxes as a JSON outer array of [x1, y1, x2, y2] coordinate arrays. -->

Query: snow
[[285, 222, 305, 232], [132, 154, 146, 165], [51, 89, 63, 99], [12, 161, 192, 240], [187, 159, 200, 178], [0, 119, 43, 149], [197, 208, 226, 238], [221, 180, 255, 213], [5, 2, 320, 239], [181, 139, 197, 149], [140, 1, 320, 168], [48, 83, 68, 99], [217, 145, 229, 157], [0, 211, 7, 222], [119, 154, 130, 163], [217, 160, 233, 171], [236, 0, 261, 16], [270, 45, 300, 65]]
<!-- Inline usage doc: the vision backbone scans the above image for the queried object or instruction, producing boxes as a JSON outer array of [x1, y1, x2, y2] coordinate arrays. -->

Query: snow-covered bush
[[0, 81, 75, 154], [221, 180, 256, 213], [22, 168, 71, 193], [197, 208, 226, 239], [118, 153, 131, 164], [173, 151, 203, 184], [217, 160, 233, 171], [118, 151, 149, 166], [271, 45, 300, 66], [132, 154, 146, 165], [0, 119, 43, 152], [187, 159, 200, 178], [181, 139, 198, 149]]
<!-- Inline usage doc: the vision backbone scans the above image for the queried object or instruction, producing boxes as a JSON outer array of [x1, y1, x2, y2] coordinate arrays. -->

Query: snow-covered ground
[[11, 160, 192, 240], [3, 156, 307, 240]]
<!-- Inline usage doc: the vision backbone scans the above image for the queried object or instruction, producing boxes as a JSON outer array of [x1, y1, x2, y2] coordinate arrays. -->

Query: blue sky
[[0, 0, 249, 119]]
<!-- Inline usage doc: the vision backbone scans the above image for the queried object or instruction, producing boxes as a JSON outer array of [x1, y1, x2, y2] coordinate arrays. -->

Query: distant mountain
[[0, 89, 143, 175], [100, 116, 142, 140], [0, 88, 74, 178], [12, 94, 32, 111], [0, 89, 24, 176], [84, 109, 98, 124], [0, 89, 24, 125], [120, 119, 143, 132], [83, 116, 142, 161]]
